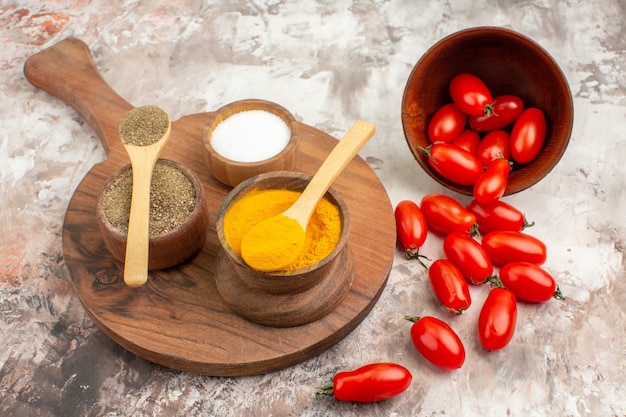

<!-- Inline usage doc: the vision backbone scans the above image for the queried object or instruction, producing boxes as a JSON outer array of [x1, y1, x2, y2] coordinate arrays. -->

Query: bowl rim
[[97, 158, 206, 242], [215, 170, 351, 277], [401, 25, 574, 195], [202, 98, 298, 167]]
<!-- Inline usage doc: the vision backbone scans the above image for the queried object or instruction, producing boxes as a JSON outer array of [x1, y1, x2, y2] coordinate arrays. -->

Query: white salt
[[211, 110, 291, 162]]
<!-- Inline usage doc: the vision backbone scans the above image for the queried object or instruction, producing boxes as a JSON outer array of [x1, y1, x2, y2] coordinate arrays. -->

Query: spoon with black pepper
[[240, 120, 376, 272], [119, 105, 171, 287]]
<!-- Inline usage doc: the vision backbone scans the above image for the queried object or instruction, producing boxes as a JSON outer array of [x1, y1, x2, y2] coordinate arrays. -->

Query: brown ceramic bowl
[[202, 99, 299, 187], [213, 171, 354, 327], [96, 159, 209, 270], [402, 26, 574, 195]]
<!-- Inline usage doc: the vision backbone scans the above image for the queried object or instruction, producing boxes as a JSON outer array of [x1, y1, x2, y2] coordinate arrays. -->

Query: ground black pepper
[[101, 161, 197, 236], [119, 105, 169, 146]]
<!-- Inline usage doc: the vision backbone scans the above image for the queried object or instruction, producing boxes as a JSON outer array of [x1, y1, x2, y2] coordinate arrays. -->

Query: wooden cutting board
[[24, 38, 396, 376]]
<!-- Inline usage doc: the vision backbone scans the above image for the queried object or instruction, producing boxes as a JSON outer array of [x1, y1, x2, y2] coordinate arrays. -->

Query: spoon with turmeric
[[240, 120, 376, 272], [119, 105, 171, 287]]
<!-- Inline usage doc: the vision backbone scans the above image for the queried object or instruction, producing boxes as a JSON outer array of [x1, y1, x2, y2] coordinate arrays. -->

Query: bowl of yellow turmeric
[[214, 171, 354, 327]]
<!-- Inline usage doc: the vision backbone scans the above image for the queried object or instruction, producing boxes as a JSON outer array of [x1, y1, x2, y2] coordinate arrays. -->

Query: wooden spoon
[[240, 120, 376, 272], [119, 105, 172, 287]]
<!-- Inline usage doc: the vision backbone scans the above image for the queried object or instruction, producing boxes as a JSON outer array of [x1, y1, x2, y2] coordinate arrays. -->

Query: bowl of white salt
[[202, 99, 299, 187]]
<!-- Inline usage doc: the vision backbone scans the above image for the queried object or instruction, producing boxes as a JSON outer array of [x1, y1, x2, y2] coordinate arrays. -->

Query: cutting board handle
[[24, 38, 133, 156]]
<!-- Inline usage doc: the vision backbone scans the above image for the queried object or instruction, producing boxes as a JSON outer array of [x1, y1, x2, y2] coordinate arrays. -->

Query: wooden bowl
[[96, 159, 209, 270], [401, 26, 574, 195], [214, 171, 354, 327], [202, 99, 299, 187]]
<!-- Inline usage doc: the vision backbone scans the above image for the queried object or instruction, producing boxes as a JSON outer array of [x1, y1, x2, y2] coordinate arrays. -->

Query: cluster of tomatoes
[[316, 196, 563, 403], [314, 73, 554, 404], [395, 192, 564, 371], [421, 73, 547, 203]]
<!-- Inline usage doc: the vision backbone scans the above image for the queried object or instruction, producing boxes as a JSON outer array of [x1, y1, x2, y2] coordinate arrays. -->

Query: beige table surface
[[1, 1, 625, 416]]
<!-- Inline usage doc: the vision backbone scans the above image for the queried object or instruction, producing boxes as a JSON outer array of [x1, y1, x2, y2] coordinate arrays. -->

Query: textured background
[[1, 1, 625, 416]]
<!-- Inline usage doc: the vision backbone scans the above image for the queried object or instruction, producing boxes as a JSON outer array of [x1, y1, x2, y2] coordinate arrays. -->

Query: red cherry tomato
[[466, 199, 535, 234], [421, 194, 478, 236], [317, 363, 412, 402], [405, 315, 465, 370], [468, 95, 524, 132], [452, 129, 480, 154], [448, 73, 494, 117], [420, 143, 482, 186], [478, 287, 517, 351], [394, 200, 428, 263], [428, 259, 472, 314], [498, 262, 564, 303], [510, 108, 546, 164], [473, 158, 511, 204], [481, 230, 547, 265], [427, 103, 467, 143], [443, 232, 493, 285], [475, 130, 511, 167]]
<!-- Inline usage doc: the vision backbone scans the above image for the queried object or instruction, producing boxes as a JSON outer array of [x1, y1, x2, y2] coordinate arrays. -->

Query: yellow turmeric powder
[[224, 188, 342, 272], [241, 214, 306, 272]]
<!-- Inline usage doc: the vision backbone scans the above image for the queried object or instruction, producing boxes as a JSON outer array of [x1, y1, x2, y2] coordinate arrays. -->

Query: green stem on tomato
[[522, 214, 536, 230], [315, 383, 334, 397], [469, 274, 490, 285], [450, 306, 468, 315], [484, 103, 496, 117], [496, 152, 513, 166], [469, 223, 481, 238], [485, 275, 505, 288], [404, 248, 431, 269], [404, 315, 421, 323], [554, 285, 566, 301], [417, 144, 436, 164]]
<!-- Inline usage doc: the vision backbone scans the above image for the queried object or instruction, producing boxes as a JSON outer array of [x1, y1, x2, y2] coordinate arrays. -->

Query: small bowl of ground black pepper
[[212, 171, 354, 328], [202, 99, 299, 187], [97, 158, 209, 270]]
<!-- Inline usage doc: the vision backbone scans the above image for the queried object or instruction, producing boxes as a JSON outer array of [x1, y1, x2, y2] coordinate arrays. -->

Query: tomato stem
[[496, 152, 513, 166], [484, 103, 496, 117], [450, 307, 468, 315], [485, 275, 504, 288], [417, 144, 437, 164], [404, 315, 421, 323], [522, 214, 535, 230], [554, 285, 566, 301], [469, 275, 489, 285], [405, 248, 430, 269], [469, 223, 481, 238], [315, 383, 334, 397]]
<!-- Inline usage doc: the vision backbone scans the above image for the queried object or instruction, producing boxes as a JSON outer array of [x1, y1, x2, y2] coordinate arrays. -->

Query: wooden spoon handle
[[123, 148, 156, 287], [285, 120, 376, 228], [121, 110, 172, 287], [23, 38, 133, 156]]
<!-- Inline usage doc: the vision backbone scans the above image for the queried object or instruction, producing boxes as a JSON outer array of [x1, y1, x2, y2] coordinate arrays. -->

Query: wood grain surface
[[23, 38, 396, 376]]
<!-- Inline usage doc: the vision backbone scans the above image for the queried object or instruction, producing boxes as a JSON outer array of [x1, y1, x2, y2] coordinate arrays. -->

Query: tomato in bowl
[[401, 26, 573, 196]]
